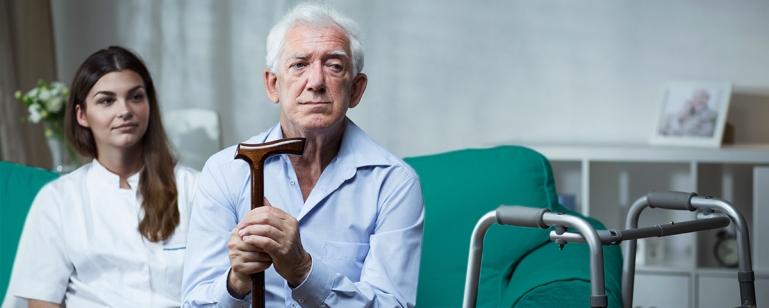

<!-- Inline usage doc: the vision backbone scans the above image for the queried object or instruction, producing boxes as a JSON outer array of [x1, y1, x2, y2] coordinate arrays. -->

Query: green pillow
[[0, 161, 59, 301]]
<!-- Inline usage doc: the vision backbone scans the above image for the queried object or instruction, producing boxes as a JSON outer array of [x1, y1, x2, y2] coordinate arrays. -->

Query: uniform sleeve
[[291, 171, 425, 308], [12, 184, 73, 303], [181, 159, 252, 307], [177, 166, 201, 221]]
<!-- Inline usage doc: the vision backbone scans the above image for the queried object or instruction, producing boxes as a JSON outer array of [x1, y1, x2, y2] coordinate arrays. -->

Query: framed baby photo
[[650, 81, 732, 148]]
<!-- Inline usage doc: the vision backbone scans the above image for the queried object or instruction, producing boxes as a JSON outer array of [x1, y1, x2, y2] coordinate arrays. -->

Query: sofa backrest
[[0, 161, 59, 301]]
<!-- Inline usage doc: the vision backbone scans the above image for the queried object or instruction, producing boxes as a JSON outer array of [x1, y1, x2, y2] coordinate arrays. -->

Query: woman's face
[[76, 70, 150, 156]]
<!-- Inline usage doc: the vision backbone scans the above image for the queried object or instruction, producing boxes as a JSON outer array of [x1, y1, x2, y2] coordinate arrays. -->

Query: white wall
[[50, 0, 769, 158]]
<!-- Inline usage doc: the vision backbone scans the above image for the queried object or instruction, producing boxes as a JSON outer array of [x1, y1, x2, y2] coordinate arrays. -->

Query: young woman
[[5, 46, 199, 307]]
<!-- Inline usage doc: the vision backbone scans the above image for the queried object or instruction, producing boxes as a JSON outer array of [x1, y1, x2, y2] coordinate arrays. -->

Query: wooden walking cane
[[235, 138, 306, 308]]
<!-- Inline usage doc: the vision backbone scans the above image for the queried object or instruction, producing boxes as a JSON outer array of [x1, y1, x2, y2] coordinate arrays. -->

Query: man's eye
[[291, 62, 306, 69], [330, 64, 343, 71]]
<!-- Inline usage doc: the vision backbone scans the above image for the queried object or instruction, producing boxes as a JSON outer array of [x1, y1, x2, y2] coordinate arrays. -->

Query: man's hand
[[226, 221, 273, 298], [237, 198, 312, 287]]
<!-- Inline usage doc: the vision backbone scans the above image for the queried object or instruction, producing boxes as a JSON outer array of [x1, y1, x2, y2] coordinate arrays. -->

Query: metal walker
[[462, 191, 757, 308]]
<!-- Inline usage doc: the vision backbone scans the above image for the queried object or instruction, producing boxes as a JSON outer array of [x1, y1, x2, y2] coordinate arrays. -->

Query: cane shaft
[[249, 165, 266, 308], [235, 138, 306, 308], [251, 273, 265, 308]]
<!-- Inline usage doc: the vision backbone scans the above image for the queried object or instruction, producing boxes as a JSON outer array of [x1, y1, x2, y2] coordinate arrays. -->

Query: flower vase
[[45, 136, 77, 174]]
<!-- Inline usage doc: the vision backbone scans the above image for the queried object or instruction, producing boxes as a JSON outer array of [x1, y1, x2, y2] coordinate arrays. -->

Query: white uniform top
[[4, 159, 199, 308]]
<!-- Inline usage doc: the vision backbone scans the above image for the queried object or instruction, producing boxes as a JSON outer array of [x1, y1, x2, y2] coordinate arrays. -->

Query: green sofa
[[0, 161, 59, 302], [404, 146, 622, 307]]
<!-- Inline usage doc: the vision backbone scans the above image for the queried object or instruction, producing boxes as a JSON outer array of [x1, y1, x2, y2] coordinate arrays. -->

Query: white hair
[[265, 2, 365, 76]]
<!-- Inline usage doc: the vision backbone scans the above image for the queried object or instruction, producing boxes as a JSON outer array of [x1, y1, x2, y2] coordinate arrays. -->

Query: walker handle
[[647, 191, 697, 211], [496, 205, 550, 229]]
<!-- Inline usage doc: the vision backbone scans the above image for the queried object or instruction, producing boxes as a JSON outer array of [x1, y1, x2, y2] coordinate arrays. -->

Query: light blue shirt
[[182, 119, 424, 307]]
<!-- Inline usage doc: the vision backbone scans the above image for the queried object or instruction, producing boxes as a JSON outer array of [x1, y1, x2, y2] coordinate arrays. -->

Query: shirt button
[[290, 179, 295, 184], [298, 298, 305, 303]]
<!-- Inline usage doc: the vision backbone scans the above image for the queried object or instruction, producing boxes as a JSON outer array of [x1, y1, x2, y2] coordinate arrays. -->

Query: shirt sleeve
[[291, 170, 424, 308], [12, 184, 73, 303], [181, 158, 253, 307]]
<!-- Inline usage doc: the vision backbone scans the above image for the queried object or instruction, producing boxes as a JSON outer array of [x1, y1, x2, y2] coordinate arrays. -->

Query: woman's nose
[[116, 99, 134, 119]]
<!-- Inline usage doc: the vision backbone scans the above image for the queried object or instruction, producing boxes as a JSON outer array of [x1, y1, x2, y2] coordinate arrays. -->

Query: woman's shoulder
[[173, 164, 200, 197], [43, 163, 91, 191], [174, 164, 200, 181], [31, 163, 92, 212]]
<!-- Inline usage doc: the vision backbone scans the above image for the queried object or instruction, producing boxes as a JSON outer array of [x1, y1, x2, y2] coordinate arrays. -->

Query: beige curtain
[[0, 0, 57, 168]]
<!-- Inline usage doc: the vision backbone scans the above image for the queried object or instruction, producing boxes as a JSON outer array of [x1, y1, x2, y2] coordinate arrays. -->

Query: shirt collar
[[89, 158, 142, 190], [262, 118, 393, 169]]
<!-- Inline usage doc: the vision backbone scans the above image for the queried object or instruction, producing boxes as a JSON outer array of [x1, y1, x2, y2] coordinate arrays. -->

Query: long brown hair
[[64, 46, 179, 242]]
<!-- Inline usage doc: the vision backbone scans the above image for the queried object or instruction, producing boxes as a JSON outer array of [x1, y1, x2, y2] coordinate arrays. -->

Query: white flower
[[46, 96, 65, 113], [50, 82, 65, 96], [28, 104, 43, 123], [51, 81, 66, 89], [26, 88, 40, 99], [38, 88, 52, 103]]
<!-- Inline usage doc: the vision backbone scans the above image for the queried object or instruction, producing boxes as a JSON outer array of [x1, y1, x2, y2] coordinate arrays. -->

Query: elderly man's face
[[264, 23, 367, 134], [691, 90, 710, 111]]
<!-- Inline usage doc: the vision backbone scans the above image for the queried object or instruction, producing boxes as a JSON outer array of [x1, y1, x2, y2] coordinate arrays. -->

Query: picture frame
[[650, 81, 733, 148]]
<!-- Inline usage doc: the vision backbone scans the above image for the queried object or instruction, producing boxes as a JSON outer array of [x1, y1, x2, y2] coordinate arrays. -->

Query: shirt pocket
[[319, 241, 370, 282], [162, 236, 187, 299]]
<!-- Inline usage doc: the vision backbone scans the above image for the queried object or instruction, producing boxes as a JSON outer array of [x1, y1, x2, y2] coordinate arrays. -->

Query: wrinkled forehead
[[280, 23, 351, 60]]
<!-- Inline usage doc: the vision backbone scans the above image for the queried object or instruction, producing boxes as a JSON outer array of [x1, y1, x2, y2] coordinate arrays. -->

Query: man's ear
[[348, 73, 368, 109], [75, 104, 89, 128], [263, 70, 280, 103]]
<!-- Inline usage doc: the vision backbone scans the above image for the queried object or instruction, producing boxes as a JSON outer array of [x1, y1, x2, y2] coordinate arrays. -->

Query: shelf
[[499, 141, 769, 164], [637, 266, 769, 279], [695, 267, 769, 277], [636, 265, 693, 275]]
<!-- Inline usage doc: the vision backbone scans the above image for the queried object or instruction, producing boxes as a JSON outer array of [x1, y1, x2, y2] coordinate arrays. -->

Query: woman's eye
[[132, 94, 145, 101], [98, 98, 114, 104]]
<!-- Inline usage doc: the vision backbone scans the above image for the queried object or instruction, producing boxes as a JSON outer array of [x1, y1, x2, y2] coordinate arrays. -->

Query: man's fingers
[[238, 208, 291, 234], [231, 260, 273, 275], [230, 227, 266, 252], [228, 227, 274, 276]]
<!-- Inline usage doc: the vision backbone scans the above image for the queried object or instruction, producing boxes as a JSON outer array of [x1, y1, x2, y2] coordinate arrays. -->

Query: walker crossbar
[[549, 216, 731, 245], [463, 206, 608, 308], [620, 191, 756, 308]]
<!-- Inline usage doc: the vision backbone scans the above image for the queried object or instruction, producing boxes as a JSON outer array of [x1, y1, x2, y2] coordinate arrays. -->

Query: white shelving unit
[[508, 142, 769, 308]]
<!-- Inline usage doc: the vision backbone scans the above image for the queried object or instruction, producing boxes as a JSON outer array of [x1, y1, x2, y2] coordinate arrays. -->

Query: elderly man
[[182, 3, 424, 307], [660, 89, 719, 137], [677, 89, 718, 137]]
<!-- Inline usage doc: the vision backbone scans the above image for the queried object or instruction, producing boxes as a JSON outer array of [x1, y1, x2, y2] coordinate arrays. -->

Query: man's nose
[[305, 63, 326, 92]]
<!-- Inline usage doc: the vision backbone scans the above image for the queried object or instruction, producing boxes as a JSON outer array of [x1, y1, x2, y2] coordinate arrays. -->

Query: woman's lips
[[113, 123, 138, 131]]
